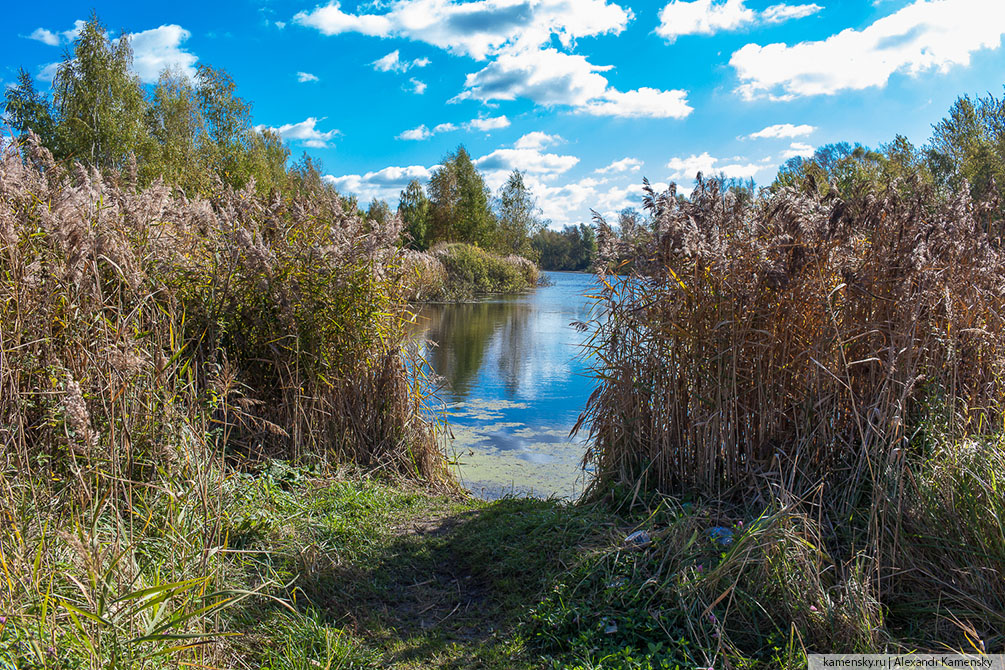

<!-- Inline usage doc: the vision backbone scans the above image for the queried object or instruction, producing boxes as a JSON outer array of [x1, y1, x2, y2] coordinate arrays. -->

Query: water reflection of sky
[[409, 271, 598, 500]]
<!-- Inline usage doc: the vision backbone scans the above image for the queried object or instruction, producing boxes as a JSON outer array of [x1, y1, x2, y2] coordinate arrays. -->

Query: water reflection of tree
[[416, 300, 531, 396]]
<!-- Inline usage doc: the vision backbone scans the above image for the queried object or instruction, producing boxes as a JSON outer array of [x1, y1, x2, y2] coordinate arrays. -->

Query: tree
[[495, 170, 542, 257], [52, 14, 150, 170], [366, 198, 391, 227], [427, 146, 495, 247], [195, 64, 255, 186], [928, 91, 1005, 225], [398, 180, 430, 250], [3, 68, 57, 148], [145, 68, 207, 188]]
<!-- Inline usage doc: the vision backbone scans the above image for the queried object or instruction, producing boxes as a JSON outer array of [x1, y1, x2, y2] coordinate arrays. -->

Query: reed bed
[[0, 134, 446, 666], [579, 174, 1005, 650]]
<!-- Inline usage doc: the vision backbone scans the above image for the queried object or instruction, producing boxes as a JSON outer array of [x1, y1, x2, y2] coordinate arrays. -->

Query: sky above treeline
[[4, 0, 1005, 227]]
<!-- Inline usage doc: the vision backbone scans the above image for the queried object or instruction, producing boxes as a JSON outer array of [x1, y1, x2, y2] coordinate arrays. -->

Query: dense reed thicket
[[580, 170, 1005, 650], [401, 242, 539, 301], [0, 134, 446, 666]]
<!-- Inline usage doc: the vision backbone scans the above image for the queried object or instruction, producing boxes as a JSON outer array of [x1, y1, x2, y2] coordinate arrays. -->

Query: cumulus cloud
[[397, 125, 433, 140], [27, 28, 60, 46], [62, 20, 86, 42], [396, 115, 509, 140], [747, 123, 815, 139], [656, 0, 820, 42], [666, 152, 763, 180], [514, 131, 562, 149], [761, 3, 821, 23], [325, 164, 436, 203], [455, 47, 610, 106], [36, 62, 61, 83], [731, 0, 1005, 100], [476, 148, 579, 176], [129, 25, 199, 83], [298, 71, 320, 82], [295, 0, 633, 60], [297, 0, 691, 119], [258, 117, 339, 148], [596, 157, 642, 174], [372, 49, 430, 72], [580, 87, 692, 119], [467, 115, 511, 131], [781, 142, 815, 159], [409, 77, 427, 94], [455, 48, 691, 118]]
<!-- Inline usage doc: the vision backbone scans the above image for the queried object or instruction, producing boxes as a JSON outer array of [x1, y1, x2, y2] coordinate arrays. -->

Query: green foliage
[[494, 170, 543, 257], [4, 15, 292, 196], [398, 179, 431, 250], [531, 224, 596, 271], [3, 68, 58, 148], [427, 146, 496, 248], [51, 14, 150, 170], [433, 243, 539, 298], [366, 197, 392, 227], [928, 89, 1005, 228]]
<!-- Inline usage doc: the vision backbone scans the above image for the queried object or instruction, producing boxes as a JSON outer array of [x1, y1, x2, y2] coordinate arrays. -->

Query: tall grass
[[0, 133, 446, 666], [579, 174, 1005, 650]]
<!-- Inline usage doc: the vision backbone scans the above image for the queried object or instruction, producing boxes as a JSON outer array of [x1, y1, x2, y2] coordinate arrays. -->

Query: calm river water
[[410, 271, 598, 500]]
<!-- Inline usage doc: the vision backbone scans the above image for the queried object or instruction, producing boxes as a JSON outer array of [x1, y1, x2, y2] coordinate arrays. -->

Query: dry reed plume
[[0, 133, 447, 666], [580, 173, 1005, 650]]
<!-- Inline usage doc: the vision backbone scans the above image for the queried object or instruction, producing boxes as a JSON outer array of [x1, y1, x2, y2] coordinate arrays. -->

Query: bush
[[403, 243, 539, 301]]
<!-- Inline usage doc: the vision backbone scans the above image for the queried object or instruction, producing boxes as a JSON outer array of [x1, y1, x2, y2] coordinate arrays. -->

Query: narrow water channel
[[410, 271, 598, 500]]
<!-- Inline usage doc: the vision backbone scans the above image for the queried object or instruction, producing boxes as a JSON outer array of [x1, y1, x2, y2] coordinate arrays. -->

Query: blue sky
[[4, 0, 1005, 226]]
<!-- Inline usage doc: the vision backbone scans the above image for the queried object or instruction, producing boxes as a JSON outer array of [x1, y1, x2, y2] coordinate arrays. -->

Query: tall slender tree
[[52, 14, 150, 169], [398, 179, 430, 250], [427, 146, 495, 247]]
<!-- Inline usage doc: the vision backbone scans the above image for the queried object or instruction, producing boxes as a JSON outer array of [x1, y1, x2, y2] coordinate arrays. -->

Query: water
[[409, 271, 598, 500]]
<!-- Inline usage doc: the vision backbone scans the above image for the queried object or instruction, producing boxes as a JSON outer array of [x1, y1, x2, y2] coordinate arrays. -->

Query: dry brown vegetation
[[0, 134, 448, 666], [580, 174, 1005, 651]]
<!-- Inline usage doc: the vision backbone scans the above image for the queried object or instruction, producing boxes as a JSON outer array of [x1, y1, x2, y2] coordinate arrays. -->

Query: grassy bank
[[402, 242, 540, 302]]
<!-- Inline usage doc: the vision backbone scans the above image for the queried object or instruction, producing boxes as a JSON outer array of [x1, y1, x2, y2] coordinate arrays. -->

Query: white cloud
[[731, 0, 1005, 100], [747, 123, 815, 139], [409, 77, 427, 94], [581, 87, 692, 119], [396, 115, 509, 140], [666, 152, 763, 180], [781, 142, 815, 159], [62, 20, 86, 42], [325, 164, 436, 203], [476, 148, 579, 177], [37, 62, 61, 83], [656, 0, 819, 42], [129, 25, 199, 83], [657, 0, 754, 42], [372, 49, 430, 73], [398, 125, 432, 140], [467, 115, 510, 131], [294, 0, 633, 61], [259, 117, 339, 148], [297, 0, 689, 119], [27, 28, 60, 46], [514, 131, 562, 149], [275, 21, 287, 29], [455, 47, 611, 106], [298, 71, 320, 82], [761, 3, 822, 23], [596, 157, 642, 174], [455, 47, 692, 118]]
